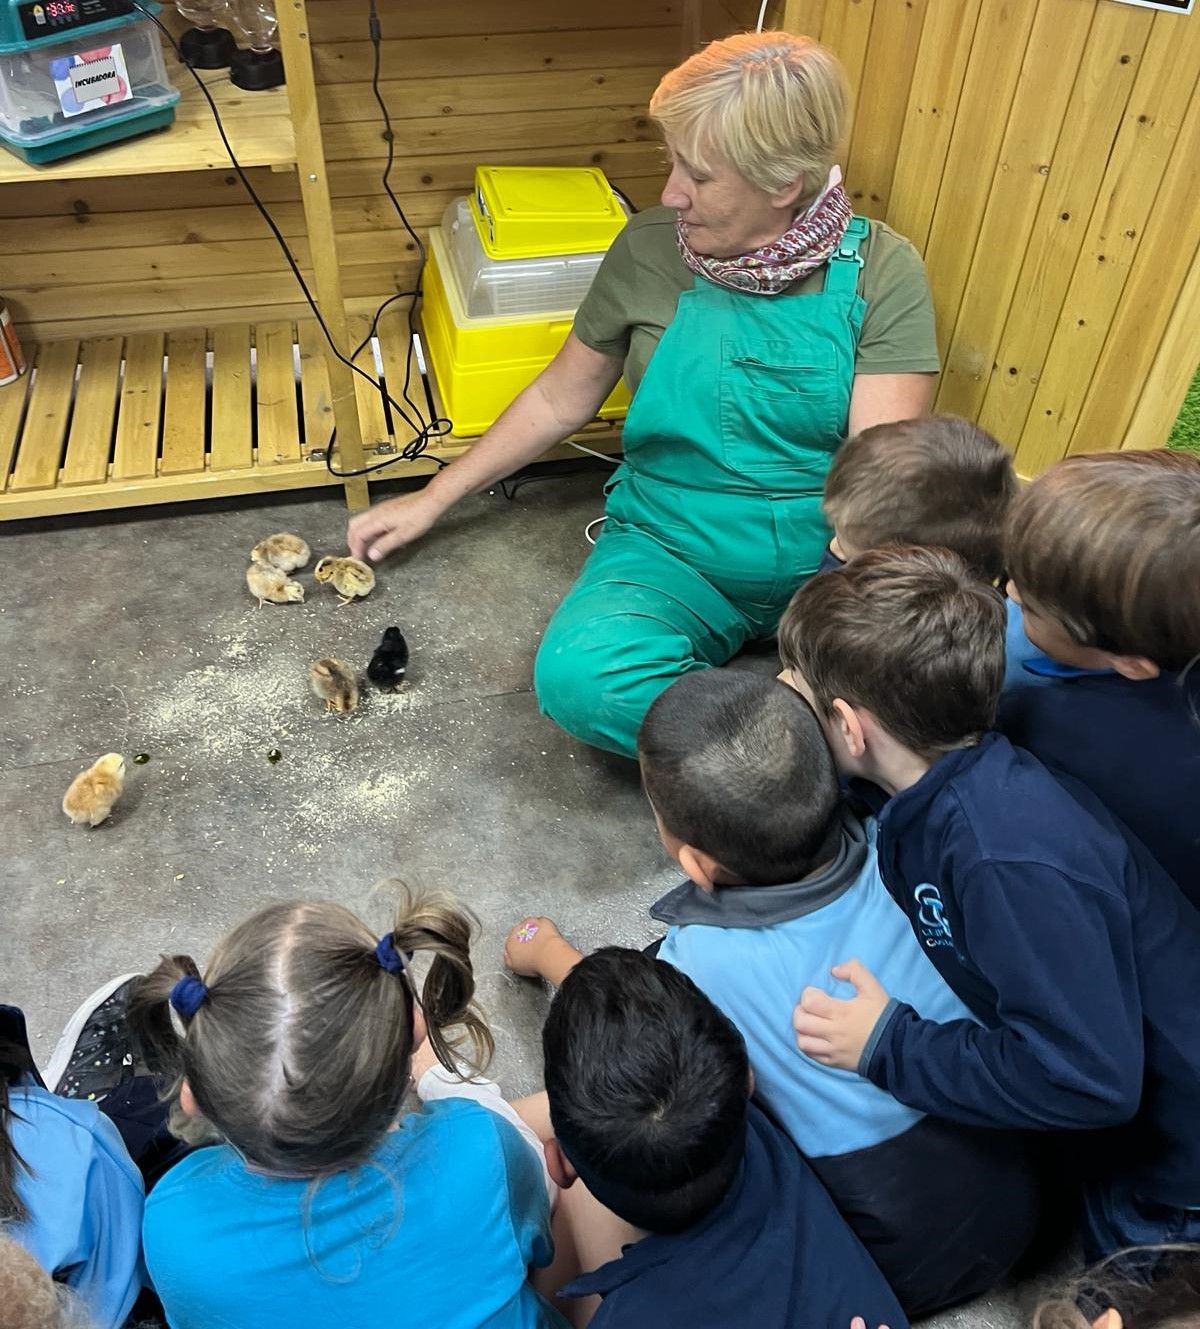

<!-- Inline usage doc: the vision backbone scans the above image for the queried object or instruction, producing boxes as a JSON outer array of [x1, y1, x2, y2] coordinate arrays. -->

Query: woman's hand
[[347, 490, 444, 563]]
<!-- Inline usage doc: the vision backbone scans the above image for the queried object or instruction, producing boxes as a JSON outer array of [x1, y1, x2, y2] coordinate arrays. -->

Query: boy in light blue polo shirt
[[507, 670, 1039, 1318]]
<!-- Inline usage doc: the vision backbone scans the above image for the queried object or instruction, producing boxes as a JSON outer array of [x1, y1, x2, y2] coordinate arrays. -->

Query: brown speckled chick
[[309, 657, 359, 715]]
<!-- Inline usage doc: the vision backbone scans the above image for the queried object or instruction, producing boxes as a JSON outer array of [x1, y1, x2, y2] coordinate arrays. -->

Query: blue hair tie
[[170, 974, 208, 1018], [374, 934, 407, 975]]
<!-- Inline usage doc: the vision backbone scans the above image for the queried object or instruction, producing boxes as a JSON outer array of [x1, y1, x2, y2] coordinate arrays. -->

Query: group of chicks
[[243, 530, 410, 719], [245, 532, 375, 608], [61, 531, 412, 829]]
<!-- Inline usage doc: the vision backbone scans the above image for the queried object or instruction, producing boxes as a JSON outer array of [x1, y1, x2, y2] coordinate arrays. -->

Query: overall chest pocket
[[718, 336, 850, 476]]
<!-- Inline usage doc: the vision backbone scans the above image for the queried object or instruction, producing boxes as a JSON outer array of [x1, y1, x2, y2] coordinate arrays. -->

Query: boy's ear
[[179, 1079, 199, 1118], [544, 1137, 577, 1190], [829, 698, 868, 760], [679, 844, 720, 894], [1091, 1311, 1123, 1329], [1106, 653, 1160, 682]]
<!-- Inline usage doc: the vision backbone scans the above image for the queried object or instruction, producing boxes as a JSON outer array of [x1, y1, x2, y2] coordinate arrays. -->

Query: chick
[[313, 556, 375, 606], [62, 753, 126, 827], [309, 657, 359, 715], [251, 532, 310, 572], [246, 562, 304, 608], [368, 626, 409, 691]]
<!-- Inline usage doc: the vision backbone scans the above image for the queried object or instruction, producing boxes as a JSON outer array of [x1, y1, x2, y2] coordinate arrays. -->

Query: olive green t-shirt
[[573, 206, 940, 393]]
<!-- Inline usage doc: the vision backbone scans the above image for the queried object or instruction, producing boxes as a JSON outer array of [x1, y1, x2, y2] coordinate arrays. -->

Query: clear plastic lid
[[439, 196, 615, 320], [0, 20, 176, 147]]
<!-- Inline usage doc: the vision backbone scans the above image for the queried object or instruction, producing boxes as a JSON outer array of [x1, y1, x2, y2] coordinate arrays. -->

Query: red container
[[0, 301, 26, 387]]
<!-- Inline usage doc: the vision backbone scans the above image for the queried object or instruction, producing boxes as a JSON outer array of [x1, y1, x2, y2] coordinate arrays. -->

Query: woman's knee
[[533, 626, 632, 754]]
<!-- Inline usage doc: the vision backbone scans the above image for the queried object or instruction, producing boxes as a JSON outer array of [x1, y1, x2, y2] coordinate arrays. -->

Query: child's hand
[[503, 916, 582, 986], [793, 960, 891, 1072], [850, 1318, 891, 1329]]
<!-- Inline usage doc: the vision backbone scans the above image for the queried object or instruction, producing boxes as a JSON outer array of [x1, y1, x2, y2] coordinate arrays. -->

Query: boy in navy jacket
[[529, 949, 908, 1329], [780, 545, 1200, 1259], [998, 449, 1200, 908], [816, 415, 1046, 687], [506, 671, 1038, 1316]]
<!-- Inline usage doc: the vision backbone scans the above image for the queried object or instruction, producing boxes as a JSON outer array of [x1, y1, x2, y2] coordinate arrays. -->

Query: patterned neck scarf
[[676, 166, 853, 296]]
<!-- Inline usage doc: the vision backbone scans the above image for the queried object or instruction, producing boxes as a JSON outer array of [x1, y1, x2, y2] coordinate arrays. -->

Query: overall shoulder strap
[[823, 215, 869, 294]]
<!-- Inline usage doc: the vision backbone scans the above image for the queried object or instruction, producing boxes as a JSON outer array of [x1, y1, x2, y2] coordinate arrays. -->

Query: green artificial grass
[[1168, 367, 1200, 455]]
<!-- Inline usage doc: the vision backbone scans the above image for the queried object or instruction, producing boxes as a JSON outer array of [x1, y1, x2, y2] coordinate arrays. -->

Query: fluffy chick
[[251, 532, 310, 572], [63, 753, 126, 827], [368, 626, 409, 691], [309, 657, 359, 715], [313, 556, 375, 606], [246, 562, 304, 608]]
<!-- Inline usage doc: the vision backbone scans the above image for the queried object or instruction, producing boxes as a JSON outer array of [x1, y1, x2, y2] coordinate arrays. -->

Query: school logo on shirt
[[914, 884, 955, 949]]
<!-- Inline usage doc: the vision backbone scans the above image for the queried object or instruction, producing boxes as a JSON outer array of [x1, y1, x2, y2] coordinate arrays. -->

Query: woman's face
[[662, 143, 804, 258]]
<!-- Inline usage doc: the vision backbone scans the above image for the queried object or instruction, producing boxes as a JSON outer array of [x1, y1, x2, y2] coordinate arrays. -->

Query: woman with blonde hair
[[349, 31, 938, 757]]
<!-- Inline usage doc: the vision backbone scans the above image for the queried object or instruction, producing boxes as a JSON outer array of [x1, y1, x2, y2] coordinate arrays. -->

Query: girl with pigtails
[[128, 888, 565, 1329]]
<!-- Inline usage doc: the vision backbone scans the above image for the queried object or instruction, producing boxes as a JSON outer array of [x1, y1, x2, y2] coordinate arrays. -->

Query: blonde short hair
[[649, 31, 848, 196]]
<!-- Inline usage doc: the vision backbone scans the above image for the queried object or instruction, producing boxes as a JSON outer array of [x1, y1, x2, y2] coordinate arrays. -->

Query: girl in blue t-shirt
[[128, 890, 564, 1329]]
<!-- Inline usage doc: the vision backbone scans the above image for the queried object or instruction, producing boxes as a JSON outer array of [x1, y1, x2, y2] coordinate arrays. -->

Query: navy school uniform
[[560, 1102, 908, 1329], [999, 661, 1200, 909], [861, 732, 1200, 1256]]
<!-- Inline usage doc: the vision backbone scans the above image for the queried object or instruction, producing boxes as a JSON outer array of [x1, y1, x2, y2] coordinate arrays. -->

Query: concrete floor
[[0, 464, 1059, 1327]]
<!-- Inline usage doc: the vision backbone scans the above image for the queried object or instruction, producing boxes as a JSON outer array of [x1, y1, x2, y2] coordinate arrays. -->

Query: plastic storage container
[[0, 15, 178, 164], [423, 226, 630, 438], [441, 197, 611, 319], [470, 164, 626, 260]]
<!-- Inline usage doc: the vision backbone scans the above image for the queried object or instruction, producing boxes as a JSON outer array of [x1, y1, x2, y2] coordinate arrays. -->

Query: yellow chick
[[314, 556, 376, 607], [246, 562, 304, 608], [63, 753, 126, 827], [309, 658, 359, 715], [251, 532, 310, 573]]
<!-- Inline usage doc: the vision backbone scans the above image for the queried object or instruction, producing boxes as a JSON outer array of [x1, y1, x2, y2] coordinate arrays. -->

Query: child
[[818, 415, 1045, 687], [0, 1236, 92, 1329], [128, 890, 565, 1329], [1035, 1245, 1200, 1329], [538, 947, 907, 1329], [999, 450, 1200, 908], [506, 670, 1039, 1317], [781, 545, 1200, 1260], [0, 1005, 144, 1329]]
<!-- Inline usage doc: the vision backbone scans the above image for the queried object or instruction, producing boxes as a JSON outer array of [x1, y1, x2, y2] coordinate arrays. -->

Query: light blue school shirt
[[143, 1097, 564, 1329], [1004, 597, 1054, 691], [656, 820, 978, 1159], [9, 1082, 145, 1329]]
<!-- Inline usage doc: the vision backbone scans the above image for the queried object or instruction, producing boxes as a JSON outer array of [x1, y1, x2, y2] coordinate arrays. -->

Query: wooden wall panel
[[701, 0, 1200, 472], [2, 0, 680, 340]]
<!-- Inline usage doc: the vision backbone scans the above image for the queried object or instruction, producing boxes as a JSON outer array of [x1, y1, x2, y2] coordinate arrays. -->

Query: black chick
[[368, 626, 409, 691]]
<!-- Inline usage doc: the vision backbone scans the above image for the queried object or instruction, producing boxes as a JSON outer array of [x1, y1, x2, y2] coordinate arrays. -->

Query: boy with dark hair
[[817, 415, 1045, 688], [781, 545, 1200, 1259], [999, 449, 1200, 908], [507, 670, 1039, 1317], [538, 948, 907, 1329]]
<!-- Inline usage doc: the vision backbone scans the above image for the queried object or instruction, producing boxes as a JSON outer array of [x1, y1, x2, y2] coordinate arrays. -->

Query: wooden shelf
[[0, 68, 295, 185], [0, 312, 622, 520]]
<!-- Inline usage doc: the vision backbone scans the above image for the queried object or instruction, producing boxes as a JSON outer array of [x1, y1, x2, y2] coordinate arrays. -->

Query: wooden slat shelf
[[0, 310, 622, 520], [0, 70, 295, 185]]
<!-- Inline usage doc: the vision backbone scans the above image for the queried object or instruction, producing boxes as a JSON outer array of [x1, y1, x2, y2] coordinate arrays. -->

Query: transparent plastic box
[[440, 196, 617, 320], [0, 19, 178, 162]]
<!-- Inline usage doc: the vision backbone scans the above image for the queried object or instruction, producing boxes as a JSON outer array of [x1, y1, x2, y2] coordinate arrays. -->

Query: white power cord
[[584, 516, 609, 545], [567, 438, 621, 465], [755, 0, 770, 30]]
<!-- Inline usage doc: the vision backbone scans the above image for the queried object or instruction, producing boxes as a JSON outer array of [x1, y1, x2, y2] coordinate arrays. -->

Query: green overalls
[[534, 218, 868, 757]]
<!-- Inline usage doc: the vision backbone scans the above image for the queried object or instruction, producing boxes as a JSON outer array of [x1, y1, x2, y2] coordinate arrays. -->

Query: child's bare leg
[[533, 1164, 642, 1329], [504, 917, 583, 987]]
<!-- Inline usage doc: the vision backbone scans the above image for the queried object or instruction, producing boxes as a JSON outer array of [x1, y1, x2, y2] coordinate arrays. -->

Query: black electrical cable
[[127, 0, 452, 477]]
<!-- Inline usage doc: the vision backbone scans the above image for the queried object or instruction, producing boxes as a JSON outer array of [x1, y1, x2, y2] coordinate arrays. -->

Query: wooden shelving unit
[[0, 71, 297, 184], [0, 305, 622, 519], [0, 0, 375, 519]]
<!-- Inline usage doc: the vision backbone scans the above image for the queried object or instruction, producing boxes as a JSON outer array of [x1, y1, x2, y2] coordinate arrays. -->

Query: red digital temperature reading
[[45, 0, 79, 14]]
